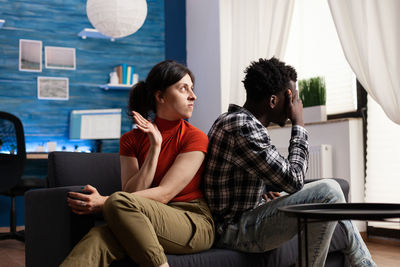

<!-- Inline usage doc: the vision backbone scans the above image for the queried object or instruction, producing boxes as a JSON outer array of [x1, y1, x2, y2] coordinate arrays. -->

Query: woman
[[61, 60, 215, 267]]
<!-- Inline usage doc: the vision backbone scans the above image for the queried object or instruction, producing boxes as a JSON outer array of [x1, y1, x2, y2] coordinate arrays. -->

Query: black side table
[[279, 203, 400, 267]]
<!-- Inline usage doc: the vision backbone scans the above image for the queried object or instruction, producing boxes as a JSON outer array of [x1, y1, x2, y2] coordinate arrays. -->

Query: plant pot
[[303, 105, 327, 124]]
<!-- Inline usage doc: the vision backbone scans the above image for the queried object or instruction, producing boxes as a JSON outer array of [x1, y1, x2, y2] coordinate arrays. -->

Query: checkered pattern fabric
[[204, 104, 309, 234]]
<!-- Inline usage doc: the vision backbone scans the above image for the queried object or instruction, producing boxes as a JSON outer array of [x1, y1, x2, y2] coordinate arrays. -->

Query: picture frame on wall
[[45, 46, 76, 70], [19, 39, 42, 72], [37, 76, 69, 100]]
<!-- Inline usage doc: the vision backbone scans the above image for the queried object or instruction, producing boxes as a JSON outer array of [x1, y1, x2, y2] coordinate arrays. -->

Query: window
[[284, 0, 357, 115], [365, 95, 400, 230]]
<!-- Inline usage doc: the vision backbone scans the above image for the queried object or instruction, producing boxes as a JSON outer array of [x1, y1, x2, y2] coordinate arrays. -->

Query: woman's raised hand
[[132, 111, 162, 147]]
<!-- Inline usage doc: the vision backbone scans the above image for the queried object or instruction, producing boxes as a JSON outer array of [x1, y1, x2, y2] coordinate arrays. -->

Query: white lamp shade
[[86, 0, 148, 38]]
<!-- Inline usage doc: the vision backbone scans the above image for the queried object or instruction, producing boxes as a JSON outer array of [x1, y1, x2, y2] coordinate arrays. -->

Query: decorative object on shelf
[[101, 65, 138, 90], [35, 144, 45, 152], [19, 39, 42, 72], [0, 19, 5, 28], [299, 76, 327, 123], [78, 28, 117, 41], [86, 0, 147, 39], [109, 71, 119, 84], [47, 141, 57, 152]]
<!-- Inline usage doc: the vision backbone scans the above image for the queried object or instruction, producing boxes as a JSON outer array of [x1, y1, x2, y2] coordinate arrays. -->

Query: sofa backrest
[[48, 152, 121, 196]]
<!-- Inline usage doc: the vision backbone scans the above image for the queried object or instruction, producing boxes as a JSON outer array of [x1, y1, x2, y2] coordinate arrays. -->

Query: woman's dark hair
[[242, 57, 297, 101], [128, 60, 194, 119]]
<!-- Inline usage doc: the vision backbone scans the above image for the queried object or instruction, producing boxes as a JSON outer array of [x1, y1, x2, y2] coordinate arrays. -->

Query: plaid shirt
[[204, 104, 309, 235]]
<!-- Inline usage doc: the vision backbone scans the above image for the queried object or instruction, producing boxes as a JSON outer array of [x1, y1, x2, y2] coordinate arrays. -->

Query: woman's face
[[156, 73, 196, 120]]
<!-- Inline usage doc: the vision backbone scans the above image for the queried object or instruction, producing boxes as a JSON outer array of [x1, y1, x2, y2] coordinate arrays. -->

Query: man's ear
[[269, 95, 278, 109], [155, 90, 165, 104]]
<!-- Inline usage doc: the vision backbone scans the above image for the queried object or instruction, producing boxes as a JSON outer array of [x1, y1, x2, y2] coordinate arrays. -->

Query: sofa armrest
[[25, 186, 96, 267]]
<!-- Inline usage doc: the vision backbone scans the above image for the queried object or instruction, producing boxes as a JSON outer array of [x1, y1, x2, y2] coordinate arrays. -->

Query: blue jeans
[[215, 179, 376, 267]]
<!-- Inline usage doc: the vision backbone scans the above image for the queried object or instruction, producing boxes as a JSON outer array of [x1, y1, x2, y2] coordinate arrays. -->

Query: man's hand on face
[[286, 89, 304, 127]]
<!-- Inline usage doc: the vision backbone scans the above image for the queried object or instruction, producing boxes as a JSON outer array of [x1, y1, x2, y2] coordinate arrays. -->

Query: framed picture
[[19, 39, 42, 72], [37, 76, 69, 100], [45, 46, 76, 70]]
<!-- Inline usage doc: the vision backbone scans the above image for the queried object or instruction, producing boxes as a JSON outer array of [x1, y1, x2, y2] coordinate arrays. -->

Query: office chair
[[0, 111, 46, 242]]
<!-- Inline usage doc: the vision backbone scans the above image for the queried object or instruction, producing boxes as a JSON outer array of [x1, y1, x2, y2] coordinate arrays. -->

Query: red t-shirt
[[119, 117, 208, 202]]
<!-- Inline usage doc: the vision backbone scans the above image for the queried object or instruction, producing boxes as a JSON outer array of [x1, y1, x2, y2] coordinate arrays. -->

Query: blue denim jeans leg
[[340, 220, 376, 267], [215, 179, 376, 267]]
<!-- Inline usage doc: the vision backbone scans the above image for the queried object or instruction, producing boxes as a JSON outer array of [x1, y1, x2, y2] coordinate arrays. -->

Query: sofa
[[25, 152, 351, 267]]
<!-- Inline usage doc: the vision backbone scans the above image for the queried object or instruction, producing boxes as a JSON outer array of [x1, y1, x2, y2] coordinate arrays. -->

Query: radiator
[[276, 144, 333, 180]]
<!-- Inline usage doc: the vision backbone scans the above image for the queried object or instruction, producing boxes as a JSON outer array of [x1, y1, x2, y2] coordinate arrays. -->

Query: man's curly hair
[[242, 57, 297, 100]]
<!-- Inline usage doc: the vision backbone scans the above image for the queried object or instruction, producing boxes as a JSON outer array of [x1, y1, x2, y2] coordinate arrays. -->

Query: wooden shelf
[[100, 84, 134, 90]]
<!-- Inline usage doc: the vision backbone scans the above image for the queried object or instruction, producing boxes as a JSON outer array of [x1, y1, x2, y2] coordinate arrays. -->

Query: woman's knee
[[103, 191, 139, 219]]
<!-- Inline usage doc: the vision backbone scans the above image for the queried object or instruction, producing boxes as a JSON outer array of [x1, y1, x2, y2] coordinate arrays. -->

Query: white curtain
[[328, 0, 400, 124], [219, 0, 294, 110]]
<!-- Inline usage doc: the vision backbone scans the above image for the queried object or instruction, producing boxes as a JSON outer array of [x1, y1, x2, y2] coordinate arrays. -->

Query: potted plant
[[10, 144, 17, 154], [298, 76, 327, 123]]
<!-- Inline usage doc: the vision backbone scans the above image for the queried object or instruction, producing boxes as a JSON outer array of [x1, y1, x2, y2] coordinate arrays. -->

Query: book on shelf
[[114, 64, 136, 85], [122, 63, 127, 84], [127, 66, 135, 85], [114, 65, 123, 84], [130, 66, 135, 85]]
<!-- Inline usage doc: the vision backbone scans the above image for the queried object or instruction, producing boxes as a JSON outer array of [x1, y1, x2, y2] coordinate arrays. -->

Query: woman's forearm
[[123, 145, 161, 192], [132, 151, 206, 204], [133, 186, 170, 204]]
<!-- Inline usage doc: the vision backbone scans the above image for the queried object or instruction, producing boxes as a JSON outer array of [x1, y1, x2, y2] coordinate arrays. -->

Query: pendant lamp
[[86, 0, 148, 39]]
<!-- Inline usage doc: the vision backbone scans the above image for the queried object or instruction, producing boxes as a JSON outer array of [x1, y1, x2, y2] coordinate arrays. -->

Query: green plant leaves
[[299, 76, 326, 107]]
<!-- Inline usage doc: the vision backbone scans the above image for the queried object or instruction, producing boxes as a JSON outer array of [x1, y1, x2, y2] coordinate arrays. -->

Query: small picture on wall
[[37, 76, 69, 100], [19, 39, 42, 72], [45, 46, 76, 70]]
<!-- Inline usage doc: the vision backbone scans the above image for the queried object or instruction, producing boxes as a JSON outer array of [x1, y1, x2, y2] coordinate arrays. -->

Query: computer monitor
[[69, 109, 122, 140]]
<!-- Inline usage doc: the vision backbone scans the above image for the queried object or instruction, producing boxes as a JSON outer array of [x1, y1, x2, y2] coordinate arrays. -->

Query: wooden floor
[[366, 238, 400, 266], [0, 227, 399, 266], [0, 226, 25, 267]]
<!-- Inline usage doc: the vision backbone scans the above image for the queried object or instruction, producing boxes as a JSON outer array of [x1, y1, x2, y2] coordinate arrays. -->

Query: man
[[204, 58, 376, 267]]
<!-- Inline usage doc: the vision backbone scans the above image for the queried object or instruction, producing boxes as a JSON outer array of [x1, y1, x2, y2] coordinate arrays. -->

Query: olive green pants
[[60, 192, 215, 267]]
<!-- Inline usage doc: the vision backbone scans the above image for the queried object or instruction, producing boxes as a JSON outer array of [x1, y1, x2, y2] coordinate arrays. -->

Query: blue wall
[[0, 0, 165, 154], [0, 0, 186, 227], [165, 0, 186, 65]]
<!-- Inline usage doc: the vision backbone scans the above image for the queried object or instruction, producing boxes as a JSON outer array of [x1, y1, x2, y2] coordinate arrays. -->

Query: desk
[[26, 153, 48, 159], [279, 203, 400, 267]]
